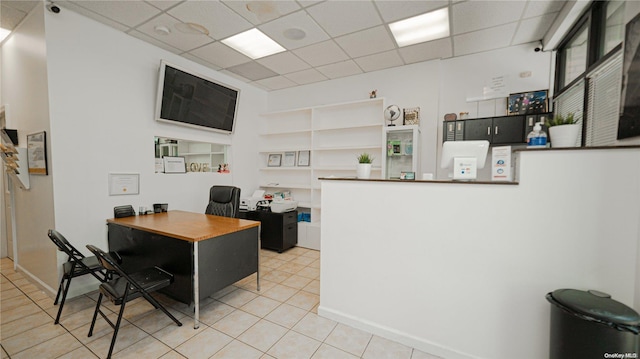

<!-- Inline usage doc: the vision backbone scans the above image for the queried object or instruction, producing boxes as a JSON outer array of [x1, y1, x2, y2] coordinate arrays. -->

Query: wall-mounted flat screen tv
[[155, 60, 239, 134]]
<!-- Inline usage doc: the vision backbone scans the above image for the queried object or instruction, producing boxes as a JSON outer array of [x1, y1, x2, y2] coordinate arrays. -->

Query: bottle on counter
[[527, 122, 547, 148]]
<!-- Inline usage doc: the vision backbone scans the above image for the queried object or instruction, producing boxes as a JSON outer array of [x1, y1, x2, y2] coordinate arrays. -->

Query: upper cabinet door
[[492, 116, 524, 144], [463, 118, 492, 141]]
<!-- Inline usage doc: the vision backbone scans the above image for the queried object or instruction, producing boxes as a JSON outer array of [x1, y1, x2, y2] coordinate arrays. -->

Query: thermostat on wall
[[453, 157, 477, 180]]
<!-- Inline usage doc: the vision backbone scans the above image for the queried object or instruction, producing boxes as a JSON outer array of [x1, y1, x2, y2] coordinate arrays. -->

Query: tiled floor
[[1, 247, 441, 359]]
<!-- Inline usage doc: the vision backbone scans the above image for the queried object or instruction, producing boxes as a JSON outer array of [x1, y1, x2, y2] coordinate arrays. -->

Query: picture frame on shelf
[[507, 90, 548, 115], [268, 153, 282, 167], [297, 150, 310, 166], [400, 171, 415, 180], [403, 107, 420, 125], [27, 131, 48, 175], [162, 156, 186, 173], [282, 151, 296, 167]]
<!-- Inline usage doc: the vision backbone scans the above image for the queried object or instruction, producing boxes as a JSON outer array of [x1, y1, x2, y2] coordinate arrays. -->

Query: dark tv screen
[[156, 61, 239, 134]]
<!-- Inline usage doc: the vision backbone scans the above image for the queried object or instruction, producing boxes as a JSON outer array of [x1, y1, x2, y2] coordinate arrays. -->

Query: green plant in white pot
[[545, 113, 580, 148], [356, 153, 373, 179]]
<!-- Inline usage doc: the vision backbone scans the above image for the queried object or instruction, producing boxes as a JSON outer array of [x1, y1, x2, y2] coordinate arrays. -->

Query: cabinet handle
[[495, 126, 499, 135], [487, 127, 491, 135]]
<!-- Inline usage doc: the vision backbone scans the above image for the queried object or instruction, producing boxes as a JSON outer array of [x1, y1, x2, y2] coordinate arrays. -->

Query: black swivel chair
[[86, 245, 182, 359], [48, 229, 109, 324], [113, 205, 136, 218], [204, 185, 241, 218]]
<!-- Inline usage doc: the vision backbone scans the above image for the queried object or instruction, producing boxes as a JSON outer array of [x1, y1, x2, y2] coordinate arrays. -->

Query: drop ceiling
[[2, 0, 568, 91]]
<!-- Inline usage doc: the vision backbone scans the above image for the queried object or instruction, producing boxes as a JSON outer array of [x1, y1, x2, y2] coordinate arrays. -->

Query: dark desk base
[[239, 210, 297, 253]]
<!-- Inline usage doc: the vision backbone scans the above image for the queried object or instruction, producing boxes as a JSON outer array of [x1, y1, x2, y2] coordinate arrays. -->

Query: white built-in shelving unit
[[259, 98, 385, 249]]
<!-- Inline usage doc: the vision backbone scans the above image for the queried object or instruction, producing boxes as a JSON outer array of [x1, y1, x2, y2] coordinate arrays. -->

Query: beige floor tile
[[210, 339, 263, 359], [240, 295, 280, 318], [26, 289, 51, 302], [302, 279, 320, 295], [58, 306, 105, 331], [262, 269, 292, 284], [411, 349, 444, 359], [261, 257, 287, 269], [211, 285, 238, 299], [324, 323, 372, 357], [4, 272, 24, 282], [292, 312, 337, 342], [218, 288, 258, 308], [240, 278, 277, 294], [17, 283, 40, 294], [152, 320, 203, 348], [2, 321, 68, 355], [198, 300, 235, 326], [291, 256, 316, 266], [159, 350, 187, 359], [297, 266, 320, 280], [0, 301, 42, 324], [133, 306, 186, 334], [175, 327, 232, 359], [212, 309, 260, 337], [57, 345, 99, 359], [277, 262, 307, 275], [11, 278, 33, 290], [86, 321, 150, 358], [0, 287, 21, 300], [301, 250, 320, 259], [237, 319, 288, 352], [69, 312, 131, 345], [12, 332, 82, 359], [274, 253, 297, 262], [261, 284, 298, 302], [260, 250, 277, 259], [0, 311, 53, 340], [264, 303, 307, 329], [267, 330, 321, 359], [311, 343, 359, 359], [286, 290, 319, 311], [35, 296, 56, 310], [1, 295, 32, 312], [286, 247, 308, 256], [363, 335, 412, 359], [281, 274, 313, 290], [46, 295, 97, 321], [308, 259, 321, 269], [111, 335, 172, 359]]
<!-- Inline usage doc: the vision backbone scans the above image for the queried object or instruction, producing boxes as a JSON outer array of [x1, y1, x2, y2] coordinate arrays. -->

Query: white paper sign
[[491, 146, 512, 181]]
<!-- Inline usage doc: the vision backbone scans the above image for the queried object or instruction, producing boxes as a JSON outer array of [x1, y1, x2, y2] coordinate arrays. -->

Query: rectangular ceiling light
[[389, 7, 450, 47], [222, 28, 285, 59]]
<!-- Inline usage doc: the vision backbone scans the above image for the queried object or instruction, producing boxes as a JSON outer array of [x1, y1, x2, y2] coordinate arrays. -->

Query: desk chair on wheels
[[86, 245, 182, 359], [205, 185, 240, 218], [47, 229, 109, 325]]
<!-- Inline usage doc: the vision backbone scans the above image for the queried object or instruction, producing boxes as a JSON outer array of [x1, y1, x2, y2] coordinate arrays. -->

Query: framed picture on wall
[[268, 153, 282, 167], [27, 131, 48, 175], [297, 150, 310, 166], [508, 90, 548, 115], [282, 151, 296, 167]]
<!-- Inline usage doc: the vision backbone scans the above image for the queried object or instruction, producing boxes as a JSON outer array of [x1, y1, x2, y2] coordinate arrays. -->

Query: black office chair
[[48, 229, 109, 325], [86, 245, 182, 359], [205, 185, 240, 218], [113, 205, 136, 218]]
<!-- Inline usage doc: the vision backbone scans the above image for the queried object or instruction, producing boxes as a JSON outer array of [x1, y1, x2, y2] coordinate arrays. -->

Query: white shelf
[[314, 166, 382, 171], [258, 148, 312, 153], [313, 145, 381, 151], [259, 128, 312, 136], [259, 167, 312, 171], [259, 183, 311, 189], [313, 123, 381, 132]]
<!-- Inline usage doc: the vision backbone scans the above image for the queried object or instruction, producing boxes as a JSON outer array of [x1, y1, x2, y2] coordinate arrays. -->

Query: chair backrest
[[86, 245, 139, 285], [48, 229, 86, 261], [114, 205, 136, 218], [205, 186, 240, 218]]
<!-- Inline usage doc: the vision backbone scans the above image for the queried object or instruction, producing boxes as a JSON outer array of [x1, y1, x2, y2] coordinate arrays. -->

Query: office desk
[[106, 210, 260, 329]]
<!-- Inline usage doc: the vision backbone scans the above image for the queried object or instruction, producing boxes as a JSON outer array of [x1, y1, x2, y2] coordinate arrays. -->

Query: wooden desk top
[[106, 210, 260, 242]]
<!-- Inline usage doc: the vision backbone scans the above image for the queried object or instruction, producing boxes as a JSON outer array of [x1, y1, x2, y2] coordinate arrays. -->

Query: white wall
[[1, 4, 57, 289], [320, 149, 640, 359]]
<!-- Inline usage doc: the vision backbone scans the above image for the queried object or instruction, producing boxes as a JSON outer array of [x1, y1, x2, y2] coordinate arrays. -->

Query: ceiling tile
[[316, 60, 363, 79], [452, 1, 526, 35], [293, 40, 349, 67], [128, 30, 183, 55], [145, 1, 182, 11], [257, 52, 310, 74], [259, 10, 329, 50], [3, 1, 38, 13], [306, 1, 382, 37], [398, 37, 453, 63], [254, 75, 298, 90], [354, 50, 404, 73], [335, 26, 396, 58], [285, 68, 328, 85], [181, 53, 222, 71], [1, 4, 27, 30], [70, 0, 161, 28], [523, 0, 565, 18], [136, 14, 214, 52], [374, 1, 448, 23], [219, 69, 252, 83], [60, 1, 131, 32], [167, 1, 252, 40], [189, 42, 252, 69], [226, 61, 279, 81], [454, 23, 518, 57], [222, 0, 301, 25], [512, 13, 557, 45]]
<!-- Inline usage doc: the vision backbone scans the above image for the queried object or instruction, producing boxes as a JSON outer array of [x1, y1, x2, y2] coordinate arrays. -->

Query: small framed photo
[[268, 153, 282, 167], [27, 131, 48, 175], [297, 150, 310, 166], [400, 171, 415, 180], [508, 90, 548, 115], [282, 151, 296, 167], [163, 156, 186, 173], [403, 107, 420, 125]]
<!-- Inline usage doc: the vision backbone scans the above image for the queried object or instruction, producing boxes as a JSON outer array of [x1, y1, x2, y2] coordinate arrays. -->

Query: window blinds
[[585, 52, 622, 146]]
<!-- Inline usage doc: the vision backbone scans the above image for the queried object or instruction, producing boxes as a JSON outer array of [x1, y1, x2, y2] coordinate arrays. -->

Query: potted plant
[[356, 153, 373, 179], [545, 113, 580, 148]]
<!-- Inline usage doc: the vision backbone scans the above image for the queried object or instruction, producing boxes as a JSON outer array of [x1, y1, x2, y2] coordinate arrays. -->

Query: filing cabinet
[[239, 210, 298, 253]]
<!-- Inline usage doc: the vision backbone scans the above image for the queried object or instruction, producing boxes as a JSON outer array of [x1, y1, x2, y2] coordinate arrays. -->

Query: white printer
[[240, 190, 265, 211]]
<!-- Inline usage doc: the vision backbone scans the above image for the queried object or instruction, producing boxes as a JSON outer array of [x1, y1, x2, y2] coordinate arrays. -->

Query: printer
[[240, 190, 265, 211]]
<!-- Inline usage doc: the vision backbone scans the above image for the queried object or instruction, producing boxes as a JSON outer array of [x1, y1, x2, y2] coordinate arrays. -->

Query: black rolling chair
[[86, 245, 182, 359], [204, 185, 240, 218], [113, 205, 136, 218], [48, 229, 109, 325]]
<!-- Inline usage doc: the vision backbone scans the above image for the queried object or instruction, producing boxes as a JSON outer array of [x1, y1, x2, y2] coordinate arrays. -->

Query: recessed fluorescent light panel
[[222, 28, 285, 59], [389, 7, 450, 47]]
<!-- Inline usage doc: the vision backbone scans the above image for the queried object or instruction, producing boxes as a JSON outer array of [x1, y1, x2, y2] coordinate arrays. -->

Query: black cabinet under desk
[[239, 210, 298, 253]]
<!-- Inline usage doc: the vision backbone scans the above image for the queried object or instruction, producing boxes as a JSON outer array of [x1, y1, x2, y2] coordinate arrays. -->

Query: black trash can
[[546, 289, 640, 359]]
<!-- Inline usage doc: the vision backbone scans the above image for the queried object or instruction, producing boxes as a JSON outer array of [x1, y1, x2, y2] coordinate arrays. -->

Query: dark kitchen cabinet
[[239, 210, 298, 253]]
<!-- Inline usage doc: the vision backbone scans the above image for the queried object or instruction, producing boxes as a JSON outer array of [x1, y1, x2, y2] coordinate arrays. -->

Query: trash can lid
[[549, 289, 640, 326]]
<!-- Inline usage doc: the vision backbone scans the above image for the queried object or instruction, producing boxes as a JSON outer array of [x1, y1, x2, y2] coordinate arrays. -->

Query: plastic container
[[546, 289, 640, 359], [527, 122, 547, 148]]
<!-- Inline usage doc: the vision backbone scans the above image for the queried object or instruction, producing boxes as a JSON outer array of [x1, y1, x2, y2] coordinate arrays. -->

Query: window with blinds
[[553, 80, 585, 147], [585, 52, 622, 146]]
